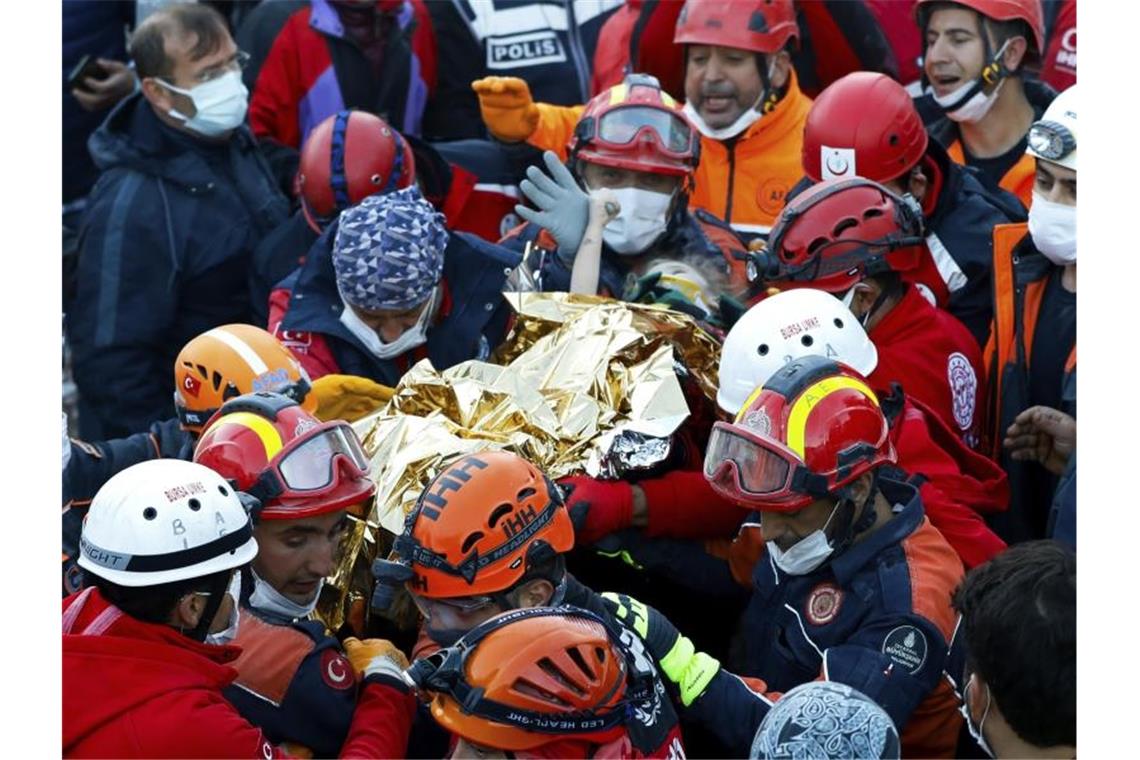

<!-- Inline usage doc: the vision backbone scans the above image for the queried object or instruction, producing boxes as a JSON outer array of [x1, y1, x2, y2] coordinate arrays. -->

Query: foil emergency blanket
[[316, 293, 721, 631]]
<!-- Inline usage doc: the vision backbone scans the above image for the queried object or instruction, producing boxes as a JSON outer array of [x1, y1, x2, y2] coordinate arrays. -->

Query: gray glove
[[515, 150, 589, 264]]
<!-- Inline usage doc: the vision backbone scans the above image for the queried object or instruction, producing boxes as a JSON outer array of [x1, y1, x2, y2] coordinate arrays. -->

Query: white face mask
[[159, 69, 249, 138], [1028, 193, 1077, 265], [61, 412, 71, 471], [682, 60, 777, 141], [930, 41, 1010, 124], [248, 568, 323, 622], [205, 571, 243, 646], [593, 186, 672, 255], [765, 501, 841, 576], [338, 287, 440, 360], [959, 674, 995, 758]]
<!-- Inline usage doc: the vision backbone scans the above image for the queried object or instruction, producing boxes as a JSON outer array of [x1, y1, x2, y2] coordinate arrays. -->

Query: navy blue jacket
[[271, 220, 522, 385], [67, 94, 289, 439]]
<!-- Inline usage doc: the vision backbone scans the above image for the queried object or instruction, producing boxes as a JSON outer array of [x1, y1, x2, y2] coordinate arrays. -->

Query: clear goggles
[[594, 105, 696, 158], [704, 421, 822, 507], [1028, 120, 1076, 162], [254, 421, 370, 499], [410, 591, 496, 620]]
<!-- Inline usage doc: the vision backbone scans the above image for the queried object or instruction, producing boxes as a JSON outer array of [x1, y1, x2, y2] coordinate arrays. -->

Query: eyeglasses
[[193, 50, 251, 85], [1028, 120, 1076, 162]]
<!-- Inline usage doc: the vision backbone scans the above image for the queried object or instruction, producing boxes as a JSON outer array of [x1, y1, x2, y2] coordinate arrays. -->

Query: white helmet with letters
[[717, 288, 879, 414], [78, 459, 258, 587]]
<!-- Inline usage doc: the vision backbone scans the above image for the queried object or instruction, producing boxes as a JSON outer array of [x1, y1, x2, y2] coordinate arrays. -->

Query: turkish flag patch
[[181, 373, 202, 398], [320, 648, 356, 691]]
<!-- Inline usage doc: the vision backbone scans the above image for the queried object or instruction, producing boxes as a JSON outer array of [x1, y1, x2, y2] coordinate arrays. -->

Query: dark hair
[[88, 567, 232, 627], [128, 3, 230, 80], [952, 541, 1076, 748]]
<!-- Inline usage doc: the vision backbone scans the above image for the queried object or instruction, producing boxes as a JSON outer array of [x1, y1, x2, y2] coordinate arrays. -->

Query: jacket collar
[[828, 476, 924, 586], [868, 283, 928, 345], [737, 68, 811, 145]]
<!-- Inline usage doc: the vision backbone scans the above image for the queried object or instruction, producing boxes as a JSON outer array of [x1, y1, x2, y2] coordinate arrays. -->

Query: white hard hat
[[717, 288, 879, 415], [1027, 85, 1076, 171], [78, 459, 258, 587]]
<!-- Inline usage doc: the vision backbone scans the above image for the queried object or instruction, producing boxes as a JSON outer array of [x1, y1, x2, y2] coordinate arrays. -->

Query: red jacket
[[870, 284, 987, 450], [63, 587, 414, 758]]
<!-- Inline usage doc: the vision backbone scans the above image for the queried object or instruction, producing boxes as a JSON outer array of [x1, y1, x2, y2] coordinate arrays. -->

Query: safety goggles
[[411, 592, 497, 617], [175, 376, 310, 430], [1028, 120, 1076, 162], [247, 421, 370, 502], [704, 421, 829, 507], [591, 105, 697, 159]]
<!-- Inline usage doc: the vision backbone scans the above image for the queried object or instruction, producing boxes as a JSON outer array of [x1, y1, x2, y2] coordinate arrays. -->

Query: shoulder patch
[[881, 625, 928, 674], [319, 648, 356, 691], [947, 352, 977, 430]]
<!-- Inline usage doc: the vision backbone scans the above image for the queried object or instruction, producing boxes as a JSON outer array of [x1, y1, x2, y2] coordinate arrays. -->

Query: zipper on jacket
[[565, 1, 591, 101], [724, 138, 738, 224]]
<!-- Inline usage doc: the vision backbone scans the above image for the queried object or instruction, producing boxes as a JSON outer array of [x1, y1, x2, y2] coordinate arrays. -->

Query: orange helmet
[[392, 452, 574, 600], [674, 0, 799, 54], [174, 324, 315, 435], [704, 356, 896, 511], [297, 110, 416, 233], [410, 606, 654, 752], [193, 392, 375, 520]]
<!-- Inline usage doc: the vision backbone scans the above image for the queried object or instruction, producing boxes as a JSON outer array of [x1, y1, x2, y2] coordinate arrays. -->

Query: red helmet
[[297, 110, 416, 232], [766, 178, 926, 293], [569, 73, 699, 178], [915, 0, 1044, 56], [193, 392, 376, 520], [394, 452, 575, 600], [414, 607, 648, 753], [802, 72, 929, 184], [704, 356, 896, 511], [674, 0, 799, 54]]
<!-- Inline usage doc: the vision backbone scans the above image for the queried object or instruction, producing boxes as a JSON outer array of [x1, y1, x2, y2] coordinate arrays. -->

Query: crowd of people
[[61, 0, 1077, 757]]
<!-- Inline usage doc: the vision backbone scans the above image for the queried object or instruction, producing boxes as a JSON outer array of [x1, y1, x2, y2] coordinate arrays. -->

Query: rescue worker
[[796, 70, 1025, 344], [503, 73, 748, 299], [63, 324, 315, 595], [916, 0, 1055, 208], [251, 110, 416, 325], [759, 178, 988, 450], [192, 392, 400, 755], [473, 0, 812, 240], [985, 84, 1076, 543], [605, 357, 966, 758], [749, 681, 900, 760], [63, 459, 414, 757], [407, 606, 687, 758], [269, 184, 522, 384]]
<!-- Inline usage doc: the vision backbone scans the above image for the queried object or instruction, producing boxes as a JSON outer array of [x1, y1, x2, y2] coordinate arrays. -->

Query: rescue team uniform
[[868, 284, 988, 450], [520, 70, 814, 241], [924, 79, 1057, 210], [62, 587, 414, 758], [984, 223, 1076, 544], [685, 478, 964, 759], [269, 220, 521, 385], [224, 604, 358, 757]]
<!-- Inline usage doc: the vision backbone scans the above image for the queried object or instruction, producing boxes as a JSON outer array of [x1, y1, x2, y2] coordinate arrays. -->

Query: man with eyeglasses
[[193, 392, 414, 757], [67, 3, 289, 440]]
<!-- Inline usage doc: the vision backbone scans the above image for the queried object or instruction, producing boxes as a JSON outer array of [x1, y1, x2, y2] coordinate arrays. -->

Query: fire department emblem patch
[[805, 583, 843, 625], [947, 352, 977, 431]]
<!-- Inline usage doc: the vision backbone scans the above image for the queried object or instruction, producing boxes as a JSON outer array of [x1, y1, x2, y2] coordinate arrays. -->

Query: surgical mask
[[959, 674, 995, 758], [682, 60, 778, 141], [931, 41, 1009, 124], [248, 568, 323, 622], [1028, 193, 1077, 265], [205, 571, 243, 646], [159, 69, 249, 137], [338, 287, 440, 360], [766, 501, 841, 576], [593, 186, 672, 255]]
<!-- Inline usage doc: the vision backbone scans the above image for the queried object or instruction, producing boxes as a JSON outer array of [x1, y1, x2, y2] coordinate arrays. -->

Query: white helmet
[[717, 288, 879, 414], [78, 459, 258, 587], [1027, 85, 1076, 171]]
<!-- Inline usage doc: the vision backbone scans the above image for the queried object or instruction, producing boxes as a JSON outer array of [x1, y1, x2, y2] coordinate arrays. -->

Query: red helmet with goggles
[[193, 392, 376, 520], [569, 73, 700, 179], [766, 178, 926, 293], [704, 355, 896, 511]]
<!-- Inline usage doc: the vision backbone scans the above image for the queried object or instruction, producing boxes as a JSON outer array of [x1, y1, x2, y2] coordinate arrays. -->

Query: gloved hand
[[311, 374, 394, 422], [560, 475, 635, 546], [515, 150, 590, 264], [343, 637, 410, 685], [601, 592, 720, 707], [471, 76, 540, 143]]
